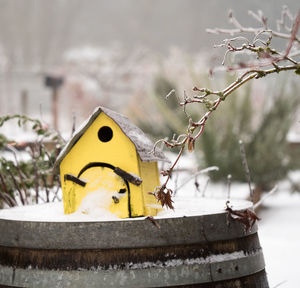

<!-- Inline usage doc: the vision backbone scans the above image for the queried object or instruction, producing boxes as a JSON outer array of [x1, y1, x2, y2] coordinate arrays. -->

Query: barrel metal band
[[0, 249, 265, 288]]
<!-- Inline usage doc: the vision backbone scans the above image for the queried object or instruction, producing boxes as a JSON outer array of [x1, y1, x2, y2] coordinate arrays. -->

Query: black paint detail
[[77, 162, 132, 218], [114, 167, 142, 186], [64, 174, 86, 187], [112, 196, 119, 204], [78, 162, 115, 178], [119, 188, 126, 194], [98, 126, 113, 142]]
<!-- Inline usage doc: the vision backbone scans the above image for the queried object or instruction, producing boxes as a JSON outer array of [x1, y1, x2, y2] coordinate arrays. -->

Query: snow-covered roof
[[54, 106, 168, 167]]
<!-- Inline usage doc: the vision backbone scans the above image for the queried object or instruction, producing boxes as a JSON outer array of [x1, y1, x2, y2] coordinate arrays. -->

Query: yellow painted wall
[[138, 160, 161, 216], [60, 113, 145, 217]]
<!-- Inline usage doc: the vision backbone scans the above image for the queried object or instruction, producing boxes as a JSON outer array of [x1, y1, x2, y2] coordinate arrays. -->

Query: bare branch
[[227, 174, 232, 200], [174, 166, 219, 194], [202, 177, 210, 197], [239, 140, 254, 203], [253, 185, 278, 210], [153, 6, 300, 208], [272, 280, 288, 288], [285, 10, 300, 57], [207, 9, 300, 44]]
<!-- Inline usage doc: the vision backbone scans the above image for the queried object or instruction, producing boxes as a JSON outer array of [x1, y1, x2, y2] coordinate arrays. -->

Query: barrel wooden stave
[[0, 253, 266, 288], [0, 233, 261, 271], [0, 213, 258, 250], [0, 209, 268, 288]]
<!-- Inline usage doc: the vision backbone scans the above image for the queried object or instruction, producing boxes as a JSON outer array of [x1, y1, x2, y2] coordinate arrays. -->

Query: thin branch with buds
[[207, 8, 300, 44], [152, 7, 300, 209]]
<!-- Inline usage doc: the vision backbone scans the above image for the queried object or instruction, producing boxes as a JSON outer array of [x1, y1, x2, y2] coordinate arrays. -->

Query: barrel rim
[[0, 208, 258, 249], [0, 209, 241, 224], [0, 199, 253, 223]]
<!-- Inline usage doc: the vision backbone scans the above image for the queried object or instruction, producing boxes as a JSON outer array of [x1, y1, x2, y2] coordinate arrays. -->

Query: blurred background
[[0, 0, 299, 132], [0, 1, 300, 287]]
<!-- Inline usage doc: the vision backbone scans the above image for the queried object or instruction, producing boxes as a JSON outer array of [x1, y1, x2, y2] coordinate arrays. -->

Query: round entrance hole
[[98, 126, 113, 142]]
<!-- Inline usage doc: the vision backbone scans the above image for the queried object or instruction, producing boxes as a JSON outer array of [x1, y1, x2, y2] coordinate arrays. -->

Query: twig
[[165, 89, 176, 99], [71, 112, 76, 136], [0, 172, 17, 207], [173, 165, 180, 196], [29, 146, 40, 204], [0, 192, 16, 207], [146, 216, 160, 229], [207, 9, 300, 44], [5, 144, 28, 204], [174, 166, 219, 193], [0, 172, 10, 198], [41, 174, 50, 202], [253, 185, 278, 210], [272, 280, 287, 288], [285, 10, 300, 57], [227, 174, 232, 200], [6, 169, 25, 205], [277, 6, 293, 32], [202, 177, 210, 197], [239, 140, 254, 203], [194, 175, 200, 196], [52, 178, 61, 202]]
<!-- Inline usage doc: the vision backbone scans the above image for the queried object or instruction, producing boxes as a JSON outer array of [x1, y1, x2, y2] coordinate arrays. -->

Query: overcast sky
[[0, 0, 299, 68]]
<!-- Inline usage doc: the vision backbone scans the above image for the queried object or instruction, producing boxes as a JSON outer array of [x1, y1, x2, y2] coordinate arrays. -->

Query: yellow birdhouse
[[54, 106, 168, 218]]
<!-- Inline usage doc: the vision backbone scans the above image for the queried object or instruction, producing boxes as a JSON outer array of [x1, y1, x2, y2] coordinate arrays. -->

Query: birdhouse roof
[[54, 106, 169, 167]]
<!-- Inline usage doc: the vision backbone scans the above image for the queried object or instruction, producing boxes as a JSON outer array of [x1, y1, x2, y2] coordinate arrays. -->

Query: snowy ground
[[1, 182, 299, 287], [0, 197, 252, 222], [258, 186, 300, 288], [0, 148, 299, 287]]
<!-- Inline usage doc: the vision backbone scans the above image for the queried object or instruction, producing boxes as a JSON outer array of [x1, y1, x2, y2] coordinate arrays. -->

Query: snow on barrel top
[[55, 106, 168, 219]]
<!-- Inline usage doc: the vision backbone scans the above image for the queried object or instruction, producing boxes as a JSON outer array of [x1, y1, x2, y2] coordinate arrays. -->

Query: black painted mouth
[[64, 162, 134, 217], [77, 162, 115, 178]]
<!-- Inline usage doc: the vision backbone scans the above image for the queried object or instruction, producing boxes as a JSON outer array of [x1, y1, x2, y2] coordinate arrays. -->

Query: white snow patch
[[77, 250, 254, 271], [0, 189, 121, 222], [157, 197, 251, 218], [258, 188, 300, 288], [0, 125, 39, 143], [287, 131, 300, 143], [0, 196, 252, 222], [64, 46, 104, 62], [75, 189, 120, 220]]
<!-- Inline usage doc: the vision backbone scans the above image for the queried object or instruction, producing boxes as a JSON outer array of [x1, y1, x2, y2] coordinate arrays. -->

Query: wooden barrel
[[0, 204, 269, 288]]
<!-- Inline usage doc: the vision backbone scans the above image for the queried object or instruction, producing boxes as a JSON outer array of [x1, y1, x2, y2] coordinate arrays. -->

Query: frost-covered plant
[[149, 7, 300, 208], [136, 72, 300, 191], [0, 115, 64, 208], [200, 83, 300, 189]]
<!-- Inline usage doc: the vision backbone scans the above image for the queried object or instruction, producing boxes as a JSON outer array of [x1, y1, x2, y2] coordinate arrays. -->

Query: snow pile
[[0, 195, 251, 222], [0, 124, 39, 143], [75, 189, 120, 220], [287, 131, 300, 143], [259, 187, 300, 288], [157, 197, 251, 218], [0, 188, 121, 222]]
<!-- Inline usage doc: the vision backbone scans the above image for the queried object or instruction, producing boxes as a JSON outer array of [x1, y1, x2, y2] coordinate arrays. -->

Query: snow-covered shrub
[[0, 115, 64, 208], [133, 71, 300, 191]]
